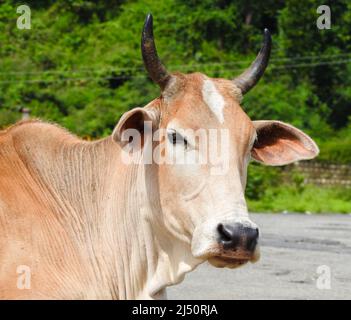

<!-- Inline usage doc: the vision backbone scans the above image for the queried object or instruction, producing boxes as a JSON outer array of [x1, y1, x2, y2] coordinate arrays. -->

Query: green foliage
[[0, 1, 350, 213], [277, 0, 351, 129], [318, 121, 351, 164], [246, 163, 282, 200], [1, 0, 350, 140], [246, 161, 351, 213], [247, 184, 351, 214]]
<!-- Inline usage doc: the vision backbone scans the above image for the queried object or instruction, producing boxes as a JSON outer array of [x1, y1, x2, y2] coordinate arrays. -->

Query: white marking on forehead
[[202, 79, 225, 124]]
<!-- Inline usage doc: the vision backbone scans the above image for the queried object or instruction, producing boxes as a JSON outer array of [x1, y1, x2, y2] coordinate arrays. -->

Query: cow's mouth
[[205, 245, 260, 269], [208, 255, 250, 269]]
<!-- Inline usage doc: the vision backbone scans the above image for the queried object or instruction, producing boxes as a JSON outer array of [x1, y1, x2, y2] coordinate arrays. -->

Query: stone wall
[[289, 161, 351, 187]]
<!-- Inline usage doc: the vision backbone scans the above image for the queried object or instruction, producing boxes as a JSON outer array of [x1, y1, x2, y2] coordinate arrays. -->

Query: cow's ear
[[112, 107, 159, 147], [251, 120, 319, 166]]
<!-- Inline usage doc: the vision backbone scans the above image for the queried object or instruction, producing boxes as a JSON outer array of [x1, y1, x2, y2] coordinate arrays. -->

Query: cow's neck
[[110, 139, 201, 299], [34, 135, 200, 299]]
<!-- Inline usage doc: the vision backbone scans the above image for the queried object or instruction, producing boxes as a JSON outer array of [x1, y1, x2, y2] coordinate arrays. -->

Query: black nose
[[217, 223, 259, 252]]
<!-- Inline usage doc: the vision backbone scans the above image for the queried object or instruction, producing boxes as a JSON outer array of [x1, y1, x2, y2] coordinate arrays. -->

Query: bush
[[317, 122, 351, 164], [247, 184, 351, 214], [246, 163, 282, 200]]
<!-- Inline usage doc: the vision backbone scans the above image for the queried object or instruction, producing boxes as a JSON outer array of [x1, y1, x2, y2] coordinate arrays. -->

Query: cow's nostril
[[217, 223, 241, 249], [217, 223, 231, 241], [246, 228, 259, 252]]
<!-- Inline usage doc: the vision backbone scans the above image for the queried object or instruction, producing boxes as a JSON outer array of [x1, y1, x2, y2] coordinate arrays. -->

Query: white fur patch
[[202, 79, 225, 124]]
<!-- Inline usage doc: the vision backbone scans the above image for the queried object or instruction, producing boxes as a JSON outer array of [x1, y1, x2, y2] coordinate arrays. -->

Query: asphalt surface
[[167, 213, 351, 300]]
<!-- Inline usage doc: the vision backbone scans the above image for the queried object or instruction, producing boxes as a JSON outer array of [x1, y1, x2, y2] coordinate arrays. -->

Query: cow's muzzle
[[217, 222, 259, 253], [191, 216, 260, 268]]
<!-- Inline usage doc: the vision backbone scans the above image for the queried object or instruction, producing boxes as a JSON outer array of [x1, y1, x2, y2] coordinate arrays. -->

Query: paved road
[[167, 213, 351, 300]]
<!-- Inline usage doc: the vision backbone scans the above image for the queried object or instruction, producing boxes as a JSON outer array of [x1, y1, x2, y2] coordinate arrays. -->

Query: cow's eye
[[168, 131, 188, 148]]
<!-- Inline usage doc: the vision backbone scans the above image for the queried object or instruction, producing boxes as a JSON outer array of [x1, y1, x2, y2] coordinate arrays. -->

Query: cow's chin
[[207, 256, 250, 269], [204, 246, 260, 269]]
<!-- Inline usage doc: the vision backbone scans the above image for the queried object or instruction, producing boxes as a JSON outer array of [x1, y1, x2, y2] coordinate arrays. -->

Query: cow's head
[[113, 15, 319, 269]]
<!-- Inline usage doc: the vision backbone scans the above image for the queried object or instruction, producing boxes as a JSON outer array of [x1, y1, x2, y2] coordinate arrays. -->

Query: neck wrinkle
[[15, 130, 202, 299], [131, 159, 202, 299]]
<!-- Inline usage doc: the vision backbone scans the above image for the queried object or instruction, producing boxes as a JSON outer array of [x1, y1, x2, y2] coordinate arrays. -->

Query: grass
[[247, 184, 351, 214]]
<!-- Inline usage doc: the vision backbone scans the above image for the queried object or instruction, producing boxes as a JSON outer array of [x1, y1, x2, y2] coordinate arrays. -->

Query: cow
[[0, 14, 319, 299]]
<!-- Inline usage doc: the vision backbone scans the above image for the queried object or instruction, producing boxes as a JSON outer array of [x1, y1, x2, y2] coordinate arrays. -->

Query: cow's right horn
[[141, 13, 171, 90]]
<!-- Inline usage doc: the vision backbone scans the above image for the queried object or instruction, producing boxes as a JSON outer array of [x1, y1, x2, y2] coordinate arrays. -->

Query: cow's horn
[[233, 29, 271, 94], [141, 13, 171, 90]]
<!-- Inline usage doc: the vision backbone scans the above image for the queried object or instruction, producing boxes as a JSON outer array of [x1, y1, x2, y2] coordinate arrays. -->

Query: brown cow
[[0, 14, 319, 299]]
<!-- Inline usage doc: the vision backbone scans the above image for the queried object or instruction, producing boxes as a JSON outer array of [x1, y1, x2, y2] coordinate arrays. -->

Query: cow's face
[[113, 14, 319, 269], [156, 72, 260, 268]]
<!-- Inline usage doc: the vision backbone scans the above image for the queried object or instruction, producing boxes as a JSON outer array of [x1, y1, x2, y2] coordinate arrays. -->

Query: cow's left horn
[[233, 29, 271, 94], [141, 13, 171, 90]]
